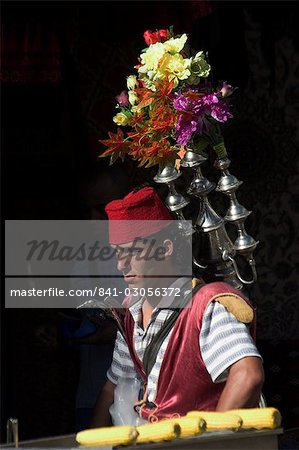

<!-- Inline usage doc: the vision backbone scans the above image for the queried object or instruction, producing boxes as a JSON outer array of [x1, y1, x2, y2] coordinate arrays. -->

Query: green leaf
[[192, 139, 209, 153]]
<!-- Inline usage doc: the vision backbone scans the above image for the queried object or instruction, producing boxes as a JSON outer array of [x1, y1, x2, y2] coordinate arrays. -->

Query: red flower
[[143, 29, 170, 46]]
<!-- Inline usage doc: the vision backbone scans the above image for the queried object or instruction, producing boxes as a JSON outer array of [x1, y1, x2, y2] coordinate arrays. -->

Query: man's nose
[[116, 252, 131, 272]]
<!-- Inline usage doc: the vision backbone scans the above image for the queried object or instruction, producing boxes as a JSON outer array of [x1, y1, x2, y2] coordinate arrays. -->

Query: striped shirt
[[107, 280, 261, 402]]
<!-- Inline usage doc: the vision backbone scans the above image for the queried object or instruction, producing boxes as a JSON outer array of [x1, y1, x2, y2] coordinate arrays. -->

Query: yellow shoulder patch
[[212, 293, 254, 323], [192, 277, 205, 288]]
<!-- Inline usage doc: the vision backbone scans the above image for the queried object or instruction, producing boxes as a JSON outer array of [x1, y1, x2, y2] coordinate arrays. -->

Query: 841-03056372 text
[[9, 286, 182, 298], [97, 287, 181, 297]]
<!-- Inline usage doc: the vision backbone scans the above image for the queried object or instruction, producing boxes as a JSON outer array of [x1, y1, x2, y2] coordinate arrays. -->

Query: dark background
[[1, 0, 299, 442]]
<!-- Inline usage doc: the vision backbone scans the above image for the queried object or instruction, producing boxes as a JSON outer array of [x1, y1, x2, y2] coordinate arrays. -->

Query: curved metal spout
[[222, 251, 257, 285], [193, 256, 208, 271]]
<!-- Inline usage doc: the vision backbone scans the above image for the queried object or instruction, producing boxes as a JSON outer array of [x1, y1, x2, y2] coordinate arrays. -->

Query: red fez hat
[[105, 186, 173, 244]]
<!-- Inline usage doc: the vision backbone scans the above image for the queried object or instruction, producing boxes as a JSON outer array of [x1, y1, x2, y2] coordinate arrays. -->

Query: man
[[90, 186, 264, 427]]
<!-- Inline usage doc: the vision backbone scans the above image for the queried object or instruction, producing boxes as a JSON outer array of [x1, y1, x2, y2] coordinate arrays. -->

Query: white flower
[[163, 33, 188, 54], [128, 90, 138, 105], [139, 42, 166, 72], [126, 75, 138, 90], [190, 51, 211, 77]]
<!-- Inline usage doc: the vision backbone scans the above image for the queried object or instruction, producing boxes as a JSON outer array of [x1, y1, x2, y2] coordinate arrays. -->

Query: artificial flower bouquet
[[99, 27, 236, 169]]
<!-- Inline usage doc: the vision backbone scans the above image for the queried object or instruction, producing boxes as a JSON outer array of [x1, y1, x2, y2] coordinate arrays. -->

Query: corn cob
[[136, 421, 181, 443], [162, 416, 206, 438], [76, 425, 138, 446], [227, 407, 282, 429], [186, 411, 242, 431]]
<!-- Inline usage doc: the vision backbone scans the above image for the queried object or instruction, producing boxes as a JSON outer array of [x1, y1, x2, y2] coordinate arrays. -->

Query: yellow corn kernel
[[162, 416, 206, 438], [227, 407, 282, 429], [136, 421, 181, 443], [76, 425, 138, 446], [187, 411, 242, 431]]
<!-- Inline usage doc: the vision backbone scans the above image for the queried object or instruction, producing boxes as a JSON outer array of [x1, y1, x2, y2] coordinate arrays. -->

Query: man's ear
[[163, 239, 174, 257]]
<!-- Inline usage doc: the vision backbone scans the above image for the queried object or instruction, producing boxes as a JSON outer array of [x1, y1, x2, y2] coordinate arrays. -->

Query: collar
[[129, 277, 191, 324]]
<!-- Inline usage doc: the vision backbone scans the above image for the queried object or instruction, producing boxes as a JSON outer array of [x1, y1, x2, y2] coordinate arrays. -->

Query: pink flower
[[217, 81, 235, 98], [115, 90, 129, 106]]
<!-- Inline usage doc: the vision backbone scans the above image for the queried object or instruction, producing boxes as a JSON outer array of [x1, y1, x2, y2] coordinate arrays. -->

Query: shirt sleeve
[[106, 331, 138, 384], [200, 301, 262, 383]]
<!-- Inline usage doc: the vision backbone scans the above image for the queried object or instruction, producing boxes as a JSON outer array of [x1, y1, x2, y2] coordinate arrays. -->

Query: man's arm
[[89, 379, 116, 428], [216, 356, 264, 411]]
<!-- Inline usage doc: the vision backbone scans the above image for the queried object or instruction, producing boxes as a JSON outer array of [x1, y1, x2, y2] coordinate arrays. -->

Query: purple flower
[[173, 94, 190, 112], [176, 115, 198, 146], [201, 94, 218, 105], [193, 94, 218, 116], [210, 100, 233, 122], [173, 86, 234, 145]]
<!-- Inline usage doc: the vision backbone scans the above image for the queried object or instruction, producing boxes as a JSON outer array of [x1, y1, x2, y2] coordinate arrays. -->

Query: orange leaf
[[99, 128, 131, 157], [135, 86, 155, 109], [155, 76, 175, 100]]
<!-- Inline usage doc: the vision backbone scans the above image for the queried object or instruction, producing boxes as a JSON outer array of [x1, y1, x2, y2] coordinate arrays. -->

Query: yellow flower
[[112, 112, 130, 126], [155, 53, 191, 87], [139, 42, 166, 73], [163, 34, 188, 54], [127, 75, 138, 90]]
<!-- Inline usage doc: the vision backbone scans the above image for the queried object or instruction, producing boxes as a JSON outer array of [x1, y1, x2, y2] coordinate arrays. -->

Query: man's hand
[[216, 356, 264, 411]]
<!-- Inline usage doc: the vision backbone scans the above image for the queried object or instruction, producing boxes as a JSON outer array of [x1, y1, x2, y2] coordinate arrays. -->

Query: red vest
[[121, 282, 255, 422]]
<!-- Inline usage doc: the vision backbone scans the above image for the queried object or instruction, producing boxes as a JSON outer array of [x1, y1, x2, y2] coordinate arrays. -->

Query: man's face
[[111, 237, 172, 290]]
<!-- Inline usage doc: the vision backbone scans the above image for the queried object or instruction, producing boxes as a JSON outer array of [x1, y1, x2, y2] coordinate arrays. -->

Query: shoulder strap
[[142, 282, 203, 376]]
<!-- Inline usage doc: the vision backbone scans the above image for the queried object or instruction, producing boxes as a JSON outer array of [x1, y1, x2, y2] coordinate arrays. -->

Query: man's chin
[[124, 278, 145, 290], [126, 281, 141, 289]]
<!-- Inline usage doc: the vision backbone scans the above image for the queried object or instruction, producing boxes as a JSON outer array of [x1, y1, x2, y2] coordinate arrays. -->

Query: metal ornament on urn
[[153, 145, 259, 289], [154, 165, 194, 237], [214, 157, 258, 284]]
